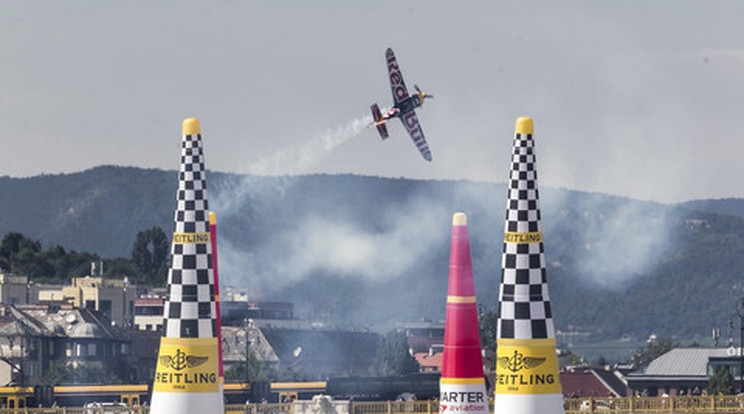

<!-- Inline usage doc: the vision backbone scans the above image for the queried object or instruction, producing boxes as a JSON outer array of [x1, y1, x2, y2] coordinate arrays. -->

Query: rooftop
[[629, 347, 733, 378], [413, 352, 443, 372], [561, 368, 625, 397]]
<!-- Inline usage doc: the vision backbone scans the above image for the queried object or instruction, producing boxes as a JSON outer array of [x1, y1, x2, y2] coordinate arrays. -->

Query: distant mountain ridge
[[2, 166, 744, 347], [678, 198, 744, 219]]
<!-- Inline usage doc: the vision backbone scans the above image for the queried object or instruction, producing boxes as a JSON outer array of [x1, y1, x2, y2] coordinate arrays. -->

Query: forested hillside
[[2, 166, 744, 344], [679, 198, 744, 219]]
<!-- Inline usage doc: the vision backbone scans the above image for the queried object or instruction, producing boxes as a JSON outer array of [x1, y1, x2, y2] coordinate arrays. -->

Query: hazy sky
[[3, 1, 744, 203]]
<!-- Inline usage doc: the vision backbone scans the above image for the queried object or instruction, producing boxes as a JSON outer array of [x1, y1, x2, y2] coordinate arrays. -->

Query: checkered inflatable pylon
[[494, 117, 563, 414], [163, 118, 217, 339], [151, 118, 223, 414], [497, 117, 553, 340]]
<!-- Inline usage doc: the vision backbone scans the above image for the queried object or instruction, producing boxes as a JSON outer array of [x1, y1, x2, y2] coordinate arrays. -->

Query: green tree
[[375, 330, 419, 376], [0, 232, 25, 272], [0, 230, 170, 284], [479, 309, 498, 355], [226, 350, 269, 382], [0, 232, 103, 282], [70, 362, 122, 384], [34, 360, 121, 386], [596, 355, 608, 366], [43, 245, 69, 280], [709, 366, 735, 395], [225, 345, 289, 383], [479, 309, 498, 372], [131, 227, 169, 285], [34, 360, 71, 387], [560, 349, 585, 366], [104, 257, 138, 280], [65, 251, 101, 279], [0, 232, 41, 274]]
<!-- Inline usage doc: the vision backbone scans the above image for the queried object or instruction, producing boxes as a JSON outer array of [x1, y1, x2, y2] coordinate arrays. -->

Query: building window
[[89, 343, 97, 356], [135, 306, 164, 316], [99, 300, 112, 320]]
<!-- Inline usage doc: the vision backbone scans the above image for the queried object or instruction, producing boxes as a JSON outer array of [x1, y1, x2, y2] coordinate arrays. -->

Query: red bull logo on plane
[[388, 56, 408, 102]]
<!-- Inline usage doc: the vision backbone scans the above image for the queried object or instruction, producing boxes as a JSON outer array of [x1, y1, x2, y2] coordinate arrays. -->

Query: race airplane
[[370, 48, 434, 161]]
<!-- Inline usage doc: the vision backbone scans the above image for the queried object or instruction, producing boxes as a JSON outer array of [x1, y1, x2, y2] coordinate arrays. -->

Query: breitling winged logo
[[158, 348, 209, 371], [497, 350, 545, 373]]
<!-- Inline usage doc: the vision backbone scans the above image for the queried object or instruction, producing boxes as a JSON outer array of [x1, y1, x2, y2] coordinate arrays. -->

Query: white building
[[0, 274, 30, 305]]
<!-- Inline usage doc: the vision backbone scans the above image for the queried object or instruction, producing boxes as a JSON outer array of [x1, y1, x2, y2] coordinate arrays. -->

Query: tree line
[[0, 228, 169, 286]]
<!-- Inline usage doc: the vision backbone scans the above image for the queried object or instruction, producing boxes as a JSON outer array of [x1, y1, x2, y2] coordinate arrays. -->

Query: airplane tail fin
[[370, 104, 389, 140]]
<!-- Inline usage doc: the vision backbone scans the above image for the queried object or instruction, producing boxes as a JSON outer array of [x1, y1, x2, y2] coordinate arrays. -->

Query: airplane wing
[[399, 110, 432, 161], [386, 48, 410, 105]]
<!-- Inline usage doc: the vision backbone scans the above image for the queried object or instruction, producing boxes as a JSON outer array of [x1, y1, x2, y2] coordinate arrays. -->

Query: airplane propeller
[[414, 84, 434, 99]]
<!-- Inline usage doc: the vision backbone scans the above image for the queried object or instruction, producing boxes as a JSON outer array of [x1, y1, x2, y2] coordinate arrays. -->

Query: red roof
[[134, 298, 164, 306], [414, 352, 443, 373], [560, 370, 616, 398]]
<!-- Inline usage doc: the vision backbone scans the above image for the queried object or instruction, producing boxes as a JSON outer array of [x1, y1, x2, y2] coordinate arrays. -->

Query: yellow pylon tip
[[452, 212, 467, 226], [515, 117, 534, 134], [183, 118, 201, 135]]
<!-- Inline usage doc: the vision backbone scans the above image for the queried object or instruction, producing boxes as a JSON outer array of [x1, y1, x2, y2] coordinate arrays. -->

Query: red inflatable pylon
[[209, 212, 224, 385], [440, 213, 488, 414]]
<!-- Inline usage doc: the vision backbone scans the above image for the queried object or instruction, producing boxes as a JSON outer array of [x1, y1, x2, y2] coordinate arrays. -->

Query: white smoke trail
[[210, 114, 374, 244], [246, 115, 373, 176]]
